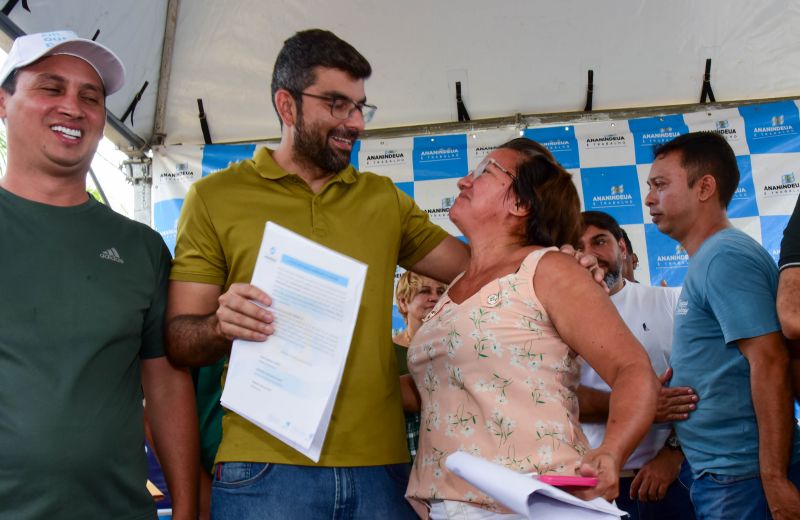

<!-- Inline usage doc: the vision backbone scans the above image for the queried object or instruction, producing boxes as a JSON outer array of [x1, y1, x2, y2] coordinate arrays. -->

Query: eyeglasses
[[294, 91, 377, 123], [470, 157, 514, 180]]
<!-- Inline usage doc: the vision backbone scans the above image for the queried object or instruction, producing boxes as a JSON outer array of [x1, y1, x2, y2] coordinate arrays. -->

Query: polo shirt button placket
[[311, 198, 327, 238]]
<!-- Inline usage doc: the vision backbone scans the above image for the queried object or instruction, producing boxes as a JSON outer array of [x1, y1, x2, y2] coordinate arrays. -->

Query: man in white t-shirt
[[577, 211, 697, 520]]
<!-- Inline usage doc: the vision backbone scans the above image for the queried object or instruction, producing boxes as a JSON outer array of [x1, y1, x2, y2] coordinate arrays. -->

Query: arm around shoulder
[[410, 235, 470, 285]]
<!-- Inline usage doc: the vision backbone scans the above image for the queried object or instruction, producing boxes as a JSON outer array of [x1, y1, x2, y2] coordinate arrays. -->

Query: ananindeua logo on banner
[[151, 99, 800, 288], [412, 134, 468, 181]]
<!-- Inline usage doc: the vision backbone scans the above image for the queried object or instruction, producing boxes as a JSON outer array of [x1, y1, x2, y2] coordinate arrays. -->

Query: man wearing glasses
[[166, 29, 468, 518]]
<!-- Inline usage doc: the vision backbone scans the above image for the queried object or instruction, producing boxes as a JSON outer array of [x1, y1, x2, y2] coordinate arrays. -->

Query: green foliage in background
[[88, 187, 104, 203]]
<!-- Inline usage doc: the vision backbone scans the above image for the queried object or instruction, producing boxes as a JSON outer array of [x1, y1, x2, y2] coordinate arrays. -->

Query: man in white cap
[[0, 30, 197, 519]]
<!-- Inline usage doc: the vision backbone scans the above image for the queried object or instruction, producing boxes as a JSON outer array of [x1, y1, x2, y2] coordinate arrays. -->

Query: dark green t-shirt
[[0, 187, 170, 519]]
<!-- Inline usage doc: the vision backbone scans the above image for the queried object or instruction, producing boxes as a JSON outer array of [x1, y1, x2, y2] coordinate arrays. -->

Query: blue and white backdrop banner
[[152, 99, 800, 330]]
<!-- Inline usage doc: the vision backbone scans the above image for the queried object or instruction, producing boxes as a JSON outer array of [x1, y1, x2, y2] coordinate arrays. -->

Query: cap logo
[[42, 32, 71, 48]]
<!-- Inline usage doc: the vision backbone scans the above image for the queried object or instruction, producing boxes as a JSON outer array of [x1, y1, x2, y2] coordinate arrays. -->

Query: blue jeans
[[690, 461, 800, 520], [616, 461, 696, 520], [211, 462, 417, 520]]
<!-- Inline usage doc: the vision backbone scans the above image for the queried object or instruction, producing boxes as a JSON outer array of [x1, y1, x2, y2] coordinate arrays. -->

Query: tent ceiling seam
[[150, 0, 180, 148]]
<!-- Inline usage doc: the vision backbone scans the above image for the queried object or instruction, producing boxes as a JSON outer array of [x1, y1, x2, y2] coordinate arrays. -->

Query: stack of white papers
[[446, 452, 626, 519], [221, 222, 367, 462]]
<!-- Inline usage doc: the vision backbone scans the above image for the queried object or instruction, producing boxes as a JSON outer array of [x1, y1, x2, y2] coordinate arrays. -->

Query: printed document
[[446, 452, 626, 519], [221, 222, 367, 462]]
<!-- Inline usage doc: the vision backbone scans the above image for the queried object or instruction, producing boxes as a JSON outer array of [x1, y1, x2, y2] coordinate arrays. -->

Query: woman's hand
[[570, 450, 620, 502]]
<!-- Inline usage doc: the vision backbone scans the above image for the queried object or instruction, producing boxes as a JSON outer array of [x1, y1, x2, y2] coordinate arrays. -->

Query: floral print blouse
[[406, 248, 589, 516]]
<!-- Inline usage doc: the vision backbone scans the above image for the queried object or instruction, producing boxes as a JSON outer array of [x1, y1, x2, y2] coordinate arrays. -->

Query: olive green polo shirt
[[171, 147, 449, 466]]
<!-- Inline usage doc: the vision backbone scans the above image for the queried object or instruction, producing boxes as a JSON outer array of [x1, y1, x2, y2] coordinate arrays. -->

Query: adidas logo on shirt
[[99, 247, 124, 264]]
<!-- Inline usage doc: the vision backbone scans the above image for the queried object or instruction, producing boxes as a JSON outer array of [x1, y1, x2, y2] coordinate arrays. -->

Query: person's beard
[[293, 110, 358, 173], [601, 257, 623, 290]]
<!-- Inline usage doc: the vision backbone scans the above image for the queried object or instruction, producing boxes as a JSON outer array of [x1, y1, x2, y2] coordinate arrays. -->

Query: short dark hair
[[1, 69, 17, 95], [582, 211, 624, 242], [653, 131, 739, 208], [620, 228, 634, 255], [271, 29, 372, 121], [500, 137, 582, 248]]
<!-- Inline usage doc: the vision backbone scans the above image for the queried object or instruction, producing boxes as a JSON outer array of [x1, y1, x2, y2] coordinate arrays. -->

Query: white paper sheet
[[221, 222, 367, 462], [445, 452, 626, 519]]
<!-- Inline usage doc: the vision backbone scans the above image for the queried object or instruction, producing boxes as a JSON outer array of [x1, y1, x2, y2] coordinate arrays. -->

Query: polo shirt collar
[[254, 146, 358, 184]]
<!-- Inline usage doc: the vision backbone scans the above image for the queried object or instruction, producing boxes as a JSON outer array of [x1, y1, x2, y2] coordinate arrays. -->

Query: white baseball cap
[[0, 30, 125, 95]]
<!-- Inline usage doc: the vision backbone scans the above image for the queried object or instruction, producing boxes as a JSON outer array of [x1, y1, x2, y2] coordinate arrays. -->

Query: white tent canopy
[[2, 0, 799, 151]]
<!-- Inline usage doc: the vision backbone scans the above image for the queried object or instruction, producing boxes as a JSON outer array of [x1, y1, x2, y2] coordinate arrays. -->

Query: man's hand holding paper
[[215, 282, 275, 342], [220, 222, 367, 462]]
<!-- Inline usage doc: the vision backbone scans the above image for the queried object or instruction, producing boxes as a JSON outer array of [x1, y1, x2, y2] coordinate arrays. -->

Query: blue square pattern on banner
[[728, 156, 759, 219], [350, 139, 361, 170], [761, 215, 790, 264], [412, 134, 468, 181], [740, 101, 800, 155], [644, 223, 689, 287], [396, 182, 414, 199], [580, 165, 644, 225], [201, 144, 256, 177], [628, 115, 689, 165], [153, 198, 184, 256], [523, 126, 580, 170]]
